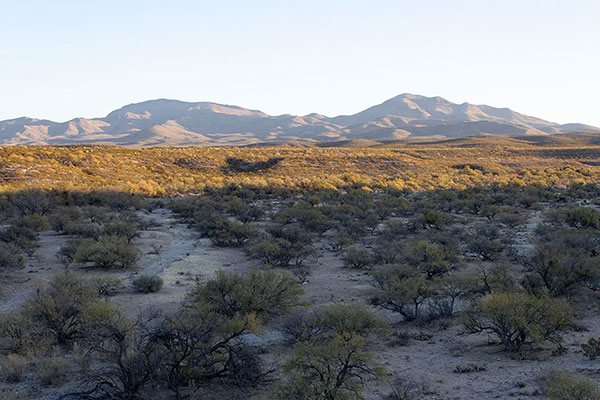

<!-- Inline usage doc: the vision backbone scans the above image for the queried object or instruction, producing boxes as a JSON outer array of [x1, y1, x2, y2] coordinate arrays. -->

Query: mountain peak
[[0, 94, 597, 146]]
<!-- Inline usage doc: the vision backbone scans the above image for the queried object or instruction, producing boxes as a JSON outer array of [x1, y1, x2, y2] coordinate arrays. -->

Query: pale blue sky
[[1, 0, 599, 125]]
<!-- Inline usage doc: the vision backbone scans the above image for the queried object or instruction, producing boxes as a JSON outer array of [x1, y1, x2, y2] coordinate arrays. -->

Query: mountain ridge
[[1, 94, 598, 147]]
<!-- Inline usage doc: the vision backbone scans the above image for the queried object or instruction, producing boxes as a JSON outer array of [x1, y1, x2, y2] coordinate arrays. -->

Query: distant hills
[[1, 94, 598, 147]]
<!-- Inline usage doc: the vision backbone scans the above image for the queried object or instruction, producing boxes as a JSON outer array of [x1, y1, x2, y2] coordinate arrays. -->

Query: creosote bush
[[208, 219, 257, 247], [56, 238, 87, 267], [11, 214, 50, 232], [342, 247, 373, 269], [385, 376, 430, 400], [275, 303, 388, 400], [524, 236, 600, 297], [89, 275, 122, 296], [0, 242, 24, 269], [371, 264, 434, 321], [0, 225, 39, 255], [548, 206, 600, 230], [74, 235, 138, 269], [0, 353, 28, 382], [66, 309, 159, 400], [250, 229, 314, 268], [22, 272, 113, 346], [0, 312, 49, 355], [132, 274, 164, 293], [35, 356, 71, 386], [467, 236, 506, 261], [188, 268, 303, 320], [400, 239, 462, 280], [3, 181, 600, 398], [421, 210, 450, 230], [8, 188, 55, 216], [102, 221, 138, 243], [63, 268, 304, 400], [464, 291, 573, 352], [541, 370, 600, 400]]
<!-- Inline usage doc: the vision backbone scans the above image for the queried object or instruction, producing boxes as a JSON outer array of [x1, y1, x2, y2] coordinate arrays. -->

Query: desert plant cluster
[[1, 134, 600, 195], [1, 139, 600, 399]]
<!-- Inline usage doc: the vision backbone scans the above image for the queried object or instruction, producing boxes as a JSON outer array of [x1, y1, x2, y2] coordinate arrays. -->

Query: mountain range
[[1, 94, 598, 147]]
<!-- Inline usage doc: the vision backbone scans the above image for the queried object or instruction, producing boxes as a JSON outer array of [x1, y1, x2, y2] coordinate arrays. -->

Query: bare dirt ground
[[2, 207, 599, 400], [0, 209, 255, 316]]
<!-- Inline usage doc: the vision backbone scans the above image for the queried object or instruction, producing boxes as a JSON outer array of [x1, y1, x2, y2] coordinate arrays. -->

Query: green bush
[[563, 206, 600, 230], [525, 242, 597, 296], [89, 275, 123, 296], [0, 353, 28, 382], [400, 239, 461, 280], [478, 263, 518, 293], [372, 240, 404, 264], [71, 307, 158, 399], [35, 356, 71, 386], [23, 272, 105, 345], [275, 303, 387, 400], [56, 238, 88, 267], [169, 196, 218, 220], [0, 242, 24, 269], [421, 210, 450, 230], [312, 302, 389, 338], [11, 214, 50, 231], [0, 225, 39, 254], [250, 236, 313, 268], [102, 221, 138, 243], [434, 272, 481, 316], [188, 268, 303, 321], [225, 196, 264, 222], [342, 247, 373, 269], [276, 335, 382, 400], [276, 202, 331, 233], [0, 312, 48, 354], [208, 219, 257, 247], [87, 191, 141, 211], [542, 371, 600, 400], [49, 206, 81, 232], [496, 207, 527, 227], [375, 196, 412, 218], [327, 233, 354, 252], [8, 189, 55, 216], [80, 205, 110, 224], [63, 221, 100, 238], [464, 291, 573, 352], [371, 265, 434, 321], [281, 311, 317, 344], [132, 274, 164, 293], [282, 303, 389, 345], [151, 294, 264, 398], [74, 235, 138, 269], [467, 236, 505, 261], [385, 376, 429, 400]]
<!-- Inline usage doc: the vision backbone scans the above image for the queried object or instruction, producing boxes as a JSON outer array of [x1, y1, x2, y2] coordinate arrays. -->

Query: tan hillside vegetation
[[0, 133, 599, 195]]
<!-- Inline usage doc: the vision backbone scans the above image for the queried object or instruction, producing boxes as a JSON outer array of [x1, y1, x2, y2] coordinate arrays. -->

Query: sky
[[1, 0, 599, 126]]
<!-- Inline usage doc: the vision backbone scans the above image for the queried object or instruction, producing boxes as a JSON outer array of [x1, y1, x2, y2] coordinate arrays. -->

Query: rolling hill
[[1, 94, 597, 147]]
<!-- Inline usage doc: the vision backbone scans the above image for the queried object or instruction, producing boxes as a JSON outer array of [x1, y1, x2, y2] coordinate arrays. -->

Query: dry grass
[[0, 134, 599, 195]]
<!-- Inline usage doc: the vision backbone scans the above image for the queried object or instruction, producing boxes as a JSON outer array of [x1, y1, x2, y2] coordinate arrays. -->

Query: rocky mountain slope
[[1, 94, 597, 146]]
